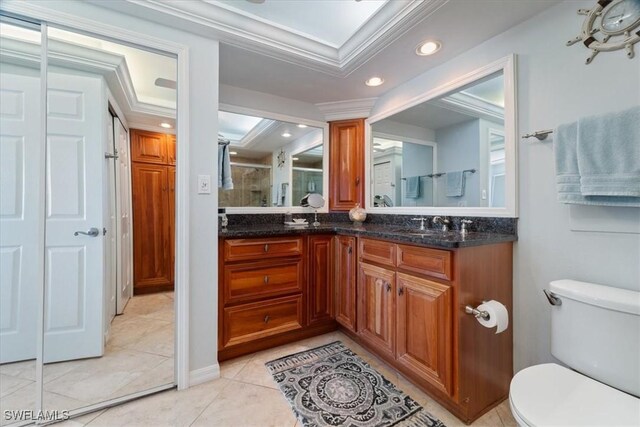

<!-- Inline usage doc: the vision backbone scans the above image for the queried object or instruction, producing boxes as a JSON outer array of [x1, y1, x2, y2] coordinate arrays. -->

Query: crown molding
[[433, 92, 504, 122], [0, 35, 175, 121], [113, 0, 447, 78], [237, 118, 278, 149], [316, 97, 378, 121]]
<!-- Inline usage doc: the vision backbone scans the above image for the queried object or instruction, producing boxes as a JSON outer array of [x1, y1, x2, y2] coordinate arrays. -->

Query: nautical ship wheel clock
[[567, 0, 640, 64]]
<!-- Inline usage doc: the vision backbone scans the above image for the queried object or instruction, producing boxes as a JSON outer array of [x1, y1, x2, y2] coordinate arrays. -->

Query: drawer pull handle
[[264, 275, 269, 284], [398, 287, 404, 296], [264, 244, 269, 252], [264, 315, 270, 324]]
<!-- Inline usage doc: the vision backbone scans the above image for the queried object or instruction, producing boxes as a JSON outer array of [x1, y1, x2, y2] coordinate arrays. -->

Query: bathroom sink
[[390, 228, 444, 237]]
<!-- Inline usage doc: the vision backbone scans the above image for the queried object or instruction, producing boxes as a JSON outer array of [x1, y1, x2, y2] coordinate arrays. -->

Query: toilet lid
[[510, 363, 640, 426]]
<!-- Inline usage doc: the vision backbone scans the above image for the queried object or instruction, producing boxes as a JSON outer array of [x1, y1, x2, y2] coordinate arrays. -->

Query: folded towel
[[577, 106, 640, 197], [218, 144, 233, 190], [405, 176, 421, 198], [446, 171, 465, 197], [554, 119, 640, 207]]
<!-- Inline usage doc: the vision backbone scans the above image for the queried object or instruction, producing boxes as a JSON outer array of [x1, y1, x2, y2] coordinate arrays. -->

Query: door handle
[[386, 283, 392, 292], [264, 315, 270, 324], [74, 227, 100, 237], [398, 287, 404, 296]]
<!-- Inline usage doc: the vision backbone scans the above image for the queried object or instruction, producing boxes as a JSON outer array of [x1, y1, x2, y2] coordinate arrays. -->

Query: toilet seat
[[509, 363, 640, 426]]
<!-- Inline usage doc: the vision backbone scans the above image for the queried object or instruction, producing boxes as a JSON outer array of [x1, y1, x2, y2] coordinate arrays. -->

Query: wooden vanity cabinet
[[334, 236, 357, 332], [218, 235, 337, 361], [329, 119, 365, 211], [354, 237, 513, 424]]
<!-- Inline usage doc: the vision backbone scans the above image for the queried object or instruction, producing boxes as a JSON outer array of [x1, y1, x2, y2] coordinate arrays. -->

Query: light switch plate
[[197, 175, 211, 194]]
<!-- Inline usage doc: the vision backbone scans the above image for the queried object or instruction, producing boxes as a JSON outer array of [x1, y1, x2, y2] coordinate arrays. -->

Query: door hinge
[[103, 227, 107, 236]]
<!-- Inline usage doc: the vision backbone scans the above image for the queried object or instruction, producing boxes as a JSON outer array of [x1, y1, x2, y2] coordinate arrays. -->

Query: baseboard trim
[[189, 363, 220, 386]]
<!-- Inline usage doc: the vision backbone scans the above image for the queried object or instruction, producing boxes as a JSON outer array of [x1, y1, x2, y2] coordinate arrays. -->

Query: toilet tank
[[550, 280, 640, 397]]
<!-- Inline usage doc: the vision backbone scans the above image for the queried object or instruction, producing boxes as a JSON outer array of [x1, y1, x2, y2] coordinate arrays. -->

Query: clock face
[[601, 0, 640, 35]]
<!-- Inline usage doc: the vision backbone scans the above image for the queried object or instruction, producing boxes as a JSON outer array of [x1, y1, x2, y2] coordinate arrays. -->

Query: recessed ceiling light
[[416, 40, 442, 56], [159, 122, 172, 129], [292, 157, 299, 161], [365, 76, 384, 87], [229, 151, 238, 155], [297, 124, 308, 128], [282, 132, 292, 138]]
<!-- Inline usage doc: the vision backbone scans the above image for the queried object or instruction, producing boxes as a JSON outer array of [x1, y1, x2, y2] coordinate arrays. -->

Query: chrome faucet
[[411, 217, 427, 231], [433, 216, 450, 232], [460, 219, 473, 235]]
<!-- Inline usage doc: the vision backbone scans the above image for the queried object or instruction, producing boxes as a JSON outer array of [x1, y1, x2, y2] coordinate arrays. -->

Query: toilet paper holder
[[465, 303, 491, 320]]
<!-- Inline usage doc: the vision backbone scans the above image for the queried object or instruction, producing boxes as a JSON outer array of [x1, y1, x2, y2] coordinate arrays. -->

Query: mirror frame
[[219, 103, 330, 213], [364, 54, 518, 217]]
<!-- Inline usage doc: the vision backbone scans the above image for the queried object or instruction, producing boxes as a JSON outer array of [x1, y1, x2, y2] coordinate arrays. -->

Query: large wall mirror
[[366, 55, 517, 217], [218, 108, 328, 212]]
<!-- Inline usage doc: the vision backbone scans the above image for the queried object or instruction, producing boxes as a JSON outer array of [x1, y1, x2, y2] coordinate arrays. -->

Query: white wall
[[220, 84, 324, 122], [11, 0, 221, 374], [372, 0, 640, 372]]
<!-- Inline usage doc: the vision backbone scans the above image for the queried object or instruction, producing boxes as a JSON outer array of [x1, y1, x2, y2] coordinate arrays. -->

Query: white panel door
[[373, 161, 395, 203], [114, 118, 132, 314], [104, 110, 117, 330], [0, 71, 42, 363], [43, 72, 104, 363]]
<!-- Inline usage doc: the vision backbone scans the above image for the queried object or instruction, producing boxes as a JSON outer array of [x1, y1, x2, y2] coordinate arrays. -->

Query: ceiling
[[91, 0, 559, 105], [378, 72, 504, 131], [219, 110, 323, 159], [213, 0, 386, 47]]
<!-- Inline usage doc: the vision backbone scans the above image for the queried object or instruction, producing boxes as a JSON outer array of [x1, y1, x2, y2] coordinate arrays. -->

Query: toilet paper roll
[[476, 300, 509, 334]]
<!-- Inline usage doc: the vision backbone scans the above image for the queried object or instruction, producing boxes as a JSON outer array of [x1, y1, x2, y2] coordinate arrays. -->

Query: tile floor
[[53, 331, 517, 427], [0, 292, 174, 426]]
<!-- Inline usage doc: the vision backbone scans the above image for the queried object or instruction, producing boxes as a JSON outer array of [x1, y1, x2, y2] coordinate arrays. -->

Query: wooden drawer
[[359, 238, 396, 267], [224, 237, 303, 262], [223, 259, 303, 304], [222, 295, 303, 348], [397, 245, 452, 281]]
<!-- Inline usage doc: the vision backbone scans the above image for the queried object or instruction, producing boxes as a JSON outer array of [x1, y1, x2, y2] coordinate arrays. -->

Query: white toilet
[[509, 280, 640, 426]]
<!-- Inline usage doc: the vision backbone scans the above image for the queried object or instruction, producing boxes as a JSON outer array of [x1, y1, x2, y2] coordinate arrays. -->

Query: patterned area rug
[[265, 341, 445, 427]]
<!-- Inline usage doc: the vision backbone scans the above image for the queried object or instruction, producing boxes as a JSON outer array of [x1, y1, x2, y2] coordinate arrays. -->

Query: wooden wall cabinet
[[334, 236, 357, 332], [131, 129, 176, 294], [329, 119, 365, 211]]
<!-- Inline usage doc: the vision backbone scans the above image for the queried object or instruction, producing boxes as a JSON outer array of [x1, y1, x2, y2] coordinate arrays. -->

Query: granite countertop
[[218, 222, 517, 249]]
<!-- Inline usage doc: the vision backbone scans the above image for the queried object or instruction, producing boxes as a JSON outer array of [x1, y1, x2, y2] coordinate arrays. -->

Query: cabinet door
[[167, 134, 176, 165], [396, 273, 453, 395], [358, 263, 395, 359], [334, 236, 357, 332], [130, 129, 167, 164], [329, 119, 364, 211], [308, 235, 333, 325], [132, 163, 172, 293]]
